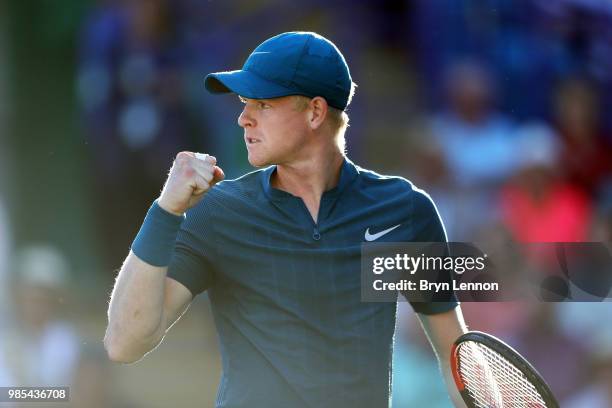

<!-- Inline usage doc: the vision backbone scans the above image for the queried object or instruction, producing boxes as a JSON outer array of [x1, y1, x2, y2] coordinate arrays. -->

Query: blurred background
[[1, 0, 612, 406]]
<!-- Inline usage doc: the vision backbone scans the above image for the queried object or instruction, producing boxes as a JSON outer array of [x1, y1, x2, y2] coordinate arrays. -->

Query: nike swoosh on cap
[[364, 224, 401, 241]]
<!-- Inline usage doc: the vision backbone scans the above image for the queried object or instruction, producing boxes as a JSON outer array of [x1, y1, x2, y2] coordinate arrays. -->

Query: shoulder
[[355, 165, 412, 190], [354, 164, 434, 204], [354, 163, 441, 223]]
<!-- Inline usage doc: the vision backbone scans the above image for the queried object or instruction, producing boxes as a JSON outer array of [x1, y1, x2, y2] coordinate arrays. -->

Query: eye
[[258, 101, 271, 109]]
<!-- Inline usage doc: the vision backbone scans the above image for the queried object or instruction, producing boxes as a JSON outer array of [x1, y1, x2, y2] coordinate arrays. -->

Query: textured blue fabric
[[131, 200, 184, 266], [204, 32, 353, 110], [167, 158, 458, 408]]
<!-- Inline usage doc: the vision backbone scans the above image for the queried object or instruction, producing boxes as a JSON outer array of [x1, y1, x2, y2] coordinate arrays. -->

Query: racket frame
[[450, 331, 559, 408]]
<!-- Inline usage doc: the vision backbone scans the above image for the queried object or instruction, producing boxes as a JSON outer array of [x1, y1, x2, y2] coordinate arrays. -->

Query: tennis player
[[104, 31, 468, 407]]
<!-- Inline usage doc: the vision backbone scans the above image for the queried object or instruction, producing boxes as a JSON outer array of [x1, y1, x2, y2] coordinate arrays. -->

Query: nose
[[238, 105, 255, 128]]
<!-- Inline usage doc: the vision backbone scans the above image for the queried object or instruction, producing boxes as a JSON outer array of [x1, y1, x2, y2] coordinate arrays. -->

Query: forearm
[[417, 307, 468, 408], [104, 251, 168, 362]]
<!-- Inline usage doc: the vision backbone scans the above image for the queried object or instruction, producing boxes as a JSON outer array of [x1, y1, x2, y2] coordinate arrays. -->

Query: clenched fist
[[158, 151, 225, 216]]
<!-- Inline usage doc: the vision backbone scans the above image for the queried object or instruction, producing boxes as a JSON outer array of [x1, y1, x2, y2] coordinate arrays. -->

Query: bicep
[[161, 276, 194, 332]]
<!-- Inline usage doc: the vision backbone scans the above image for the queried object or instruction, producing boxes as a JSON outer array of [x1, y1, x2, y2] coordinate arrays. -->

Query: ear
[[307, 97, 328, 130]]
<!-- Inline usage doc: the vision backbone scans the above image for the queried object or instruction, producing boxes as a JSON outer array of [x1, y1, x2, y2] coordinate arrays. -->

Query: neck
[[272, 148, 344, 203]]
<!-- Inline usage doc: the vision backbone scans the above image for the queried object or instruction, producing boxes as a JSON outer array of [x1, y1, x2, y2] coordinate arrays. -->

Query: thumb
[[212, 166, 225, 184]]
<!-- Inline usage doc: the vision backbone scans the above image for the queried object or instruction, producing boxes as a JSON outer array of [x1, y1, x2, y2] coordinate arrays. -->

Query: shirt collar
[[262, 156, 359, 201]]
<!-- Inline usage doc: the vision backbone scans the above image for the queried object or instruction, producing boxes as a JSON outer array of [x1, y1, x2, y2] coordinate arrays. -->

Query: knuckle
[[175, 151, 192, 165]]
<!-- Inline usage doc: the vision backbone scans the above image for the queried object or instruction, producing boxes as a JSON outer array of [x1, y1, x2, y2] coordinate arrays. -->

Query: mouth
[[245, 136, 261, 145]]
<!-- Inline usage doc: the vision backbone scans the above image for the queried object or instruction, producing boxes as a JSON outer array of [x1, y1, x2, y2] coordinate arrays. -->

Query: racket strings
[[458, 342, 548, 408]]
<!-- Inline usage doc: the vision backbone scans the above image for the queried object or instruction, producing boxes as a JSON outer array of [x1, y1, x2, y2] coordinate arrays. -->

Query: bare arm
[[416, 306, 469, 408], [103, 252, 193, 363], [104, 151, 224, 363]]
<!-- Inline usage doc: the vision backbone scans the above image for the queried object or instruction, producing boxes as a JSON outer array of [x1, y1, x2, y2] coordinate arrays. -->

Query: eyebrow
[[238, 96, 273, 104]]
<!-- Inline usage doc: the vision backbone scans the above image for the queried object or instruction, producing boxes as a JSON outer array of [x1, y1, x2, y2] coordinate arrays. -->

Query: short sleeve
[[403, 188, 459, 315], [167, 199, 217, 297]]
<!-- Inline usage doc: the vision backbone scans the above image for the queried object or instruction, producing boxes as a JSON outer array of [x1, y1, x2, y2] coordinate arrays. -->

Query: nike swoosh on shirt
[[364, 224, 401, 241]]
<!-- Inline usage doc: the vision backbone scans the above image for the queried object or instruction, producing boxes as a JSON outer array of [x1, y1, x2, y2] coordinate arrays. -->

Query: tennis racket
[[450, 331, 559, 408]]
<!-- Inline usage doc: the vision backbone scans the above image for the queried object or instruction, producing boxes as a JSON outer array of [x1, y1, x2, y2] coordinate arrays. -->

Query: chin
[[247, 155, 270, 168]]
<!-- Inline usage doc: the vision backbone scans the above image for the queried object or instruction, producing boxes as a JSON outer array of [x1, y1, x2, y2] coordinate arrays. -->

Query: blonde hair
[[292, 85, 356, 152]]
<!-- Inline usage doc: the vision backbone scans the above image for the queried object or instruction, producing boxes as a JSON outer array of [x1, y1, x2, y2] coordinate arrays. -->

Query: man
[[104, 31, 467, 407]]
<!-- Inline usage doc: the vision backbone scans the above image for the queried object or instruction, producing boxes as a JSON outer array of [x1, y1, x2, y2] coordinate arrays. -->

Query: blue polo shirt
[[167, 157, 458, 408]]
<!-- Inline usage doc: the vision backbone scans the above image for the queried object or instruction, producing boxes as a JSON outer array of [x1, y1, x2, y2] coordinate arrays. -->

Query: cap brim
[[204, 70, 296, 100]]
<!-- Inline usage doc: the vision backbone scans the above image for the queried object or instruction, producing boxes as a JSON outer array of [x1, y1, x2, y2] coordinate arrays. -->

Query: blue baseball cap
[[204, 32, 353, 110]]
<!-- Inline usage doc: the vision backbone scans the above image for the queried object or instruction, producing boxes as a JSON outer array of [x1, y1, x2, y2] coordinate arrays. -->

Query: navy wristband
[[131, 200, 185, 267]]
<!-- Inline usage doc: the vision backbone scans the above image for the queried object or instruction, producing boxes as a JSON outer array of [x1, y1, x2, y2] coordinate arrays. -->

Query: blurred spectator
[[557, 208, 612, 406], [0, 197, 11, 321], [411, 0, 612, 120], [427, 59, 519, 239], [432, 60, 518, 186], [459, 224, 535, 342], [590, 204, 612, 244], [496, 121, 602, 402], [564, 352, 612, 408], [499, 122, 592, 242], [0, 246, 80, 387], [410, 0, 554, 118], [513, 303, 588, 401], [553, 77, 612, 199], [0, 14, 9, 325], [77, 0, 206, 270], [532, 0, 612, 90], [558, 301, 612, 364]]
